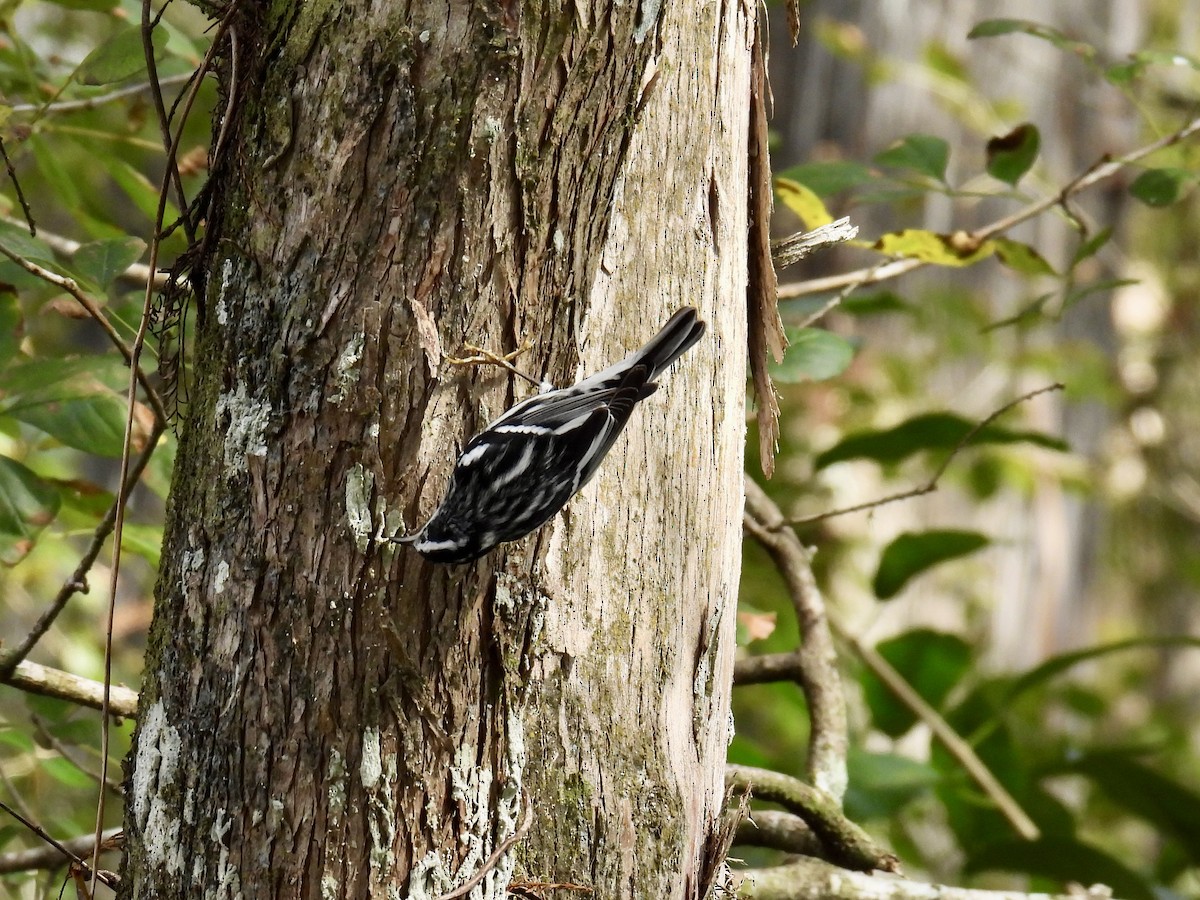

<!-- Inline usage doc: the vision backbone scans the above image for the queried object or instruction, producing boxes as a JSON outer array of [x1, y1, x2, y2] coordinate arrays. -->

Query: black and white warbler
[[400, 307, 706, 563]]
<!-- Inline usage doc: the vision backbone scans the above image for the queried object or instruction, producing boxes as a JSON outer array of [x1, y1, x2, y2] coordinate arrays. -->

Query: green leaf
[[1071, 226, 1113, 267], [966, 837, 1155, 900], [77, 24, 167, 86], [815, 411, 1068, 470], [873, 531, 989, 599], [861, 630, 973, 734], [40, 755, 95, 789], [1106, 49, 1200, 85], [776, 160, 876, 197], [0, 293, 21, 363], [967, 19, 1097, 60], [993, 237, 1056, 276], [29, 133, 83, 209], [874, 230, 994, 267], [839, 291, 911, 316], [0, 219, 59, 269], [1130, 168, 1191, 207], [845, 749, 942, 820], [1056, 753, 1200, 864], [0, 357, 138, 458], [775, 177, 833, 229], [72, 238, 147, 290], [985, 124, 1040, 185], [1000, 636, 1200, 710], [874, 134, 949, 181], [120, 523, 163, 567], [0, 455, 61, 566], [771, 328, 854, 383]]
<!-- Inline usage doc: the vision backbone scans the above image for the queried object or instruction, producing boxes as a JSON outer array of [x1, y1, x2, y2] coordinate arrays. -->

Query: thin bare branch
[[1, 661, 139, 718], [779, 113, 1200, 300], [744, 479, 848, 801], [10, 74, 194, 115], [142, 0, 196, 244], [0, 240, 168, 424], [0, 828, 121, 874], [0, 800, 119, 889], [786, 383, 1064, 526], [733, 651, 804, 686], [436, 797, 534, 900], [0, 138, 35, 234], [0, 419, 163, 677], [733, 809, 823, 857], [725, 764, 898, 874], [834, 622, 1040, 841], [32, 715, 125, 795]]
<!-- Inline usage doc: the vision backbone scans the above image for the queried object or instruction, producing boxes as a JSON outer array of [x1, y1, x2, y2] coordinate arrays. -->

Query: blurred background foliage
[[0, 0, 1198, 898], [734, 1, 1200, 898]]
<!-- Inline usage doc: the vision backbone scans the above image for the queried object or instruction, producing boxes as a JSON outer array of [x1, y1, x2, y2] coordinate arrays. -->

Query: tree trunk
[[124, 2, 751, 898]]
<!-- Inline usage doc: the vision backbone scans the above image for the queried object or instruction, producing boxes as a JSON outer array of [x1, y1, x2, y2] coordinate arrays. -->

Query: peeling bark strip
[[127, 2, 749, 899]]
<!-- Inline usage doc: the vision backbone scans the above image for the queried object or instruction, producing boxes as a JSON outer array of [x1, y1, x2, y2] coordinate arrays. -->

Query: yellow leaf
[[775, 177, 834, 229], [874, 229, 995, 267]]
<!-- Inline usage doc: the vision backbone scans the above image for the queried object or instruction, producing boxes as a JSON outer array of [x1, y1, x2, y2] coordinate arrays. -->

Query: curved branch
[[726, 765, 898, 874], [1, 661, 139, 718], [737, 857, 1115, 900], [744, 479, 848, 801]]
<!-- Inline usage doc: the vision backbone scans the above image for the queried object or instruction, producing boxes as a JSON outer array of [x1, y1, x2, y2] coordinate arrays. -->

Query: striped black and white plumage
[[401, 307, 706, 564]]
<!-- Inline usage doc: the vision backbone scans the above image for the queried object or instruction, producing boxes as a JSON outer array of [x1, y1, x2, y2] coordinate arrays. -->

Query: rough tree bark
[[124, 1, 751, 898]]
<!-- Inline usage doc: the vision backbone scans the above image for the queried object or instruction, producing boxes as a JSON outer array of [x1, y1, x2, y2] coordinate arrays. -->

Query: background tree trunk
[[124, 2, 750, 898]]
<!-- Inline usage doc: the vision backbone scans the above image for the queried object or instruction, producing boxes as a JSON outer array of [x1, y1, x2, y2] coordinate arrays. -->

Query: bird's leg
[[447, 338, 549, 390]]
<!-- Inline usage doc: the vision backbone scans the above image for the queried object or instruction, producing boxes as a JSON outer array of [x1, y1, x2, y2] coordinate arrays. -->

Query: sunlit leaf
[[985, 124, 1040, 185], [873, 531, 989, 599], [775, 177, 834, 229], [874, 230, 994, 267], [874, 134, 949, 181], [771, 328, 855, 383], [0, 455, 61, 566], [815, 411, 1067, 469], [966, 837, 1155, 900]]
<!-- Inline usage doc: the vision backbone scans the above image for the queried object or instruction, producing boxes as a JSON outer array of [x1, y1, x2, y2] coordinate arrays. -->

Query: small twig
[[744, 478, 848, 802], [725, 765, 899, 874], [732, 809, 824, 857], [0, 138, 35, 235], [142, 0, 195, 244], [733, 651, 804, 686], [795, 258, 891, 330], [0, 828, 121, 874], [0, 799, 119, 889], [0, 660, 139, 718], [786, 383, 1064, 526], [10, 74, 193, 115], [779, 113, 1200, 300], [437, 797, 534, 900], [0, 420, 162, 678], [32, 715, 125, 795], [770, 217, 858, 270], [447, 339, 546, 390], [836, 622, 1040, 841], [0, 240, 168, 424]]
